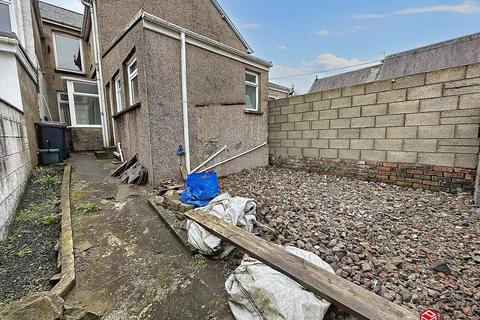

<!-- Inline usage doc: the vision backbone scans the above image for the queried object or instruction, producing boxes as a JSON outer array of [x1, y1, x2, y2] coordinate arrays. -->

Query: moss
[[42, 214, 60, 225], [16, 198, 59, 222], [36, 174, 61, 185], [16, 247, 32, 257], [76, 202, 101, 215]]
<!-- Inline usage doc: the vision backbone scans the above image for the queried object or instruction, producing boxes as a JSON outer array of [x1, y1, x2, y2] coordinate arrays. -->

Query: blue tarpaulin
[[180, 171, 220, 207]]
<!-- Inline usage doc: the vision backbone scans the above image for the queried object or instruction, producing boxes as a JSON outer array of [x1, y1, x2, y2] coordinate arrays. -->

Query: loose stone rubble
[[220, 166, 480, 319]]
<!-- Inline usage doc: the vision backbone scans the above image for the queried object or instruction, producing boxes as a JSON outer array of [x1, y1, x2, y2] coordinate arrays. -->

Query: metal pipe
[[191, 145, 227, 173], [180, 32, 191, 174], [199, 142, 266, 173]]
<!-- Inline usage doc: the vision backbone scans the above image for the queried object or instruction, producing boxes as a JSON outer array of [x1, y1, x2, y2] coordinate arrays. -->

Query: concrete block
[[441, 109, 480, 118], [268, 116, 275, 124], [386, 126, 417, 138], [287, 147, 303, 157], [362, 104, 387, 116], [361, 150, 386, 161], [273, 147, 288, 155], [322, 88, 342, 99], [339, 107, 361, 118], [365, 80, 392, 93], [393, 74, 425, 89], [275, 114, 288, 123], [352, 93, 377, 106], [388, 100, 419, 114], [331, 97, 352, 109], [407, 84, 442, 100], [294, 121, 310, 130], [339, 149, 360, 160], [275, 99, 289, 107], [288, 113, 302, 122], [295, 139, 310, 148], [418, 125, 455, 138], [441, 116, 480, 124], [338, 128, 360, 138], [329, 139, 349, 149], [374, 139, 403, 151], [275, 131, 288, 139], [281, 123, 294, 131], [302, 111, 319, 121], [438, 138, 479, 146], [320, 148, 338, 158], [319, 109, 338, 120], [350, 139, 374, 150], [311, 120, 330, 129], [444, 77, 480, 89], [330, 118, 351, 129], [304, 92, 323, 102], [360, 127, 386, 139], [303, 130, 319, 139], [303, 148, 320, 158], [281, 139, 294, 147], [466, 63, 480, 78], [312, 100, 331, 110], [318, 129, 338, 138], [444, 85, 480, 96], [311, 139, 329, 148], [377, 89, 406, 103], [437, 145, 479, 153], [289, 96, 305, 104], [455, 124, 479, 138], [420, 96, 458, 112], [418, 152, 454, 167], [287, 131, 302, 139], [351, 117, 375, 128], [459, 93, 480, 109], [405, 112, 440, 126], [403, 139, 437, 152], [387, 151, 417, 163], [342, 84, 365, 97], [295, 103, 312, 113], [425, 66, 466, 84], [375, 114, 405, 127], [454, 153, 477, 169], [280, 105, 295, 114]]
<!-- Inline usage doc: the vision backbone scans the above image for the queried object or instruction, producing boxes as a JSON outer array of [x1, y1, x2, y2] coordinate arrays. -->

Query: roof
[[309, 32, 480, 93], [268, 82, 291, 93], [38, 1, 83, 30]]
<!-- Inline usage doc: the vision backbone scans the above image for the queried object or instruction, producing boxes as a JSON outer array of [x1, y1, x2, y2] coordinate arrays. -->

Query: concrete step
[[94, 147, 115, 159]]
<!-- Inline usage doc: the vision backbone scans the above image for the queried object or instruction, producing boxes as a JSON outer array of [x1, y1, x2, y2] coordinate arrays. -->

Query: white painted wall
[[0, 50, 22, 111]]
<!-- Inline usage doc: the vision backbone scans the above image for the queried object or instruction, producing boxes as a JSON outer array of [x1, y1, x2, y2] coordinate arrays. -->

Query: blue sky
[[44, 0, 480, 93]]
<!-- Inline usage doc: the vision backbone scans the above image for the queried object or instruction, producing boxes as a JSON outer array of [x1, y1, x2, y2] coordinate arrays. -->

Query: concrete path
[[65, 153, 233, 320]]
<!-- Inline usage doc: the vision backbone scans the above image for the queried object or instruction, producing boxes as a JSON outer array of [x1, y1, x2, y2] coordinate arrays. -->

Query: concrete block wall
[[0, 100, 31, 239], [269, 63, 480, 192]]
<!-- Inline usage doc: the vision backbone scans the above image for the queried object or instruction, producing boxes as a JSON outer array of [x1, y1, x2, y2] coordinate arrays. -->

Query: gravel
[[220, 166, 480, 319]]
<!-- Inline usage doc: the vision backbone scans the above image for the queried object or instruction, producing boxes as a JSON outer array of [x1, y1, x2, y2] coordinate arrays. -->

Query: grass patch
[[76, 202, 101, 215], [15, 198, 59, 222], [42, 214, 60, 225], [37, 174, 61, 185], [187, 254, 207, 272], [16, 247, 32, 257]]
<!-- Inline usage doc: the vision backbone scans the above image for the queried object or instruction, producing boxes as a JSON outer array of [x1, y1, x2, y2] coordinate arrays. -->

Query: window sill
[[54, 68, 86, 76], [244, 109, 263, 115], [113, 101, 141, 118]]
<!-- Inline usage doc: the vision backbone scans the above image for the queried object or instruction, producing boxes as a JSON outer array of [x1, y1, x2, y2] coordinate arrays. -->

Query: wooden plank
[[184, 210, 419, 320]]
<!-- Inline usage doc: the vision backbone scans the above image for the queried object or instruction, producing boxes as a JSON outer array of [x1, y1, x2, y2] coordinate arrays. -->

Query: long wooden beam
[[184, 210, 419, 320]]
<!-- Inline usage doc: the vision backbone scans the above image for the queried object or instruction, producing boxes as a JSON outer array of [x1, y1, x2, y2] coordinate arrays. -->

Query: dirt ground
[[0, 165, 63, 305], [65, 154, 233, 320]]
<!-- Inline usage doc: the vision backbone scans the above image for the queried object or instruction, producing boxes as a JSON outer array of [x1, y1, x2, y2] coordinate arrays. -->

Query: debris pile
[[111, 154, 148, 185]]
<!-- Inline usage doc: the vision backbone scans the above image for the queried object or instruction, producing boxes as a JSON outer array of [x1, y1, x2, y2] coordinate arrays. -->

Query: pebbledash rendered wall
[[269, 63, 480, 193]]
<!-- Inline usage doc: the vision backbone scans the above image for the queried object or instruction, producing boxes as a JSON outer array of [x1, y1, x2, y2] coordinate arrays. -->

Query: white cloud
[[352, 13, 388, 19], [303, 53, 364, 69], [313, 26, 367, 37], [239, 23, 261, 29], [313, 29, 330, 36], [276, 45, 288, 50]]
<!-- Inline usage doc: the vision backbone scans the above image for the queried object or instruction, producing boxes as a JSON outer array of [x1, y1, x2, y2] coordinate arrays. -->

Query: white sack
[[225, 246, 334, 320], [187, 193, 257, 257]]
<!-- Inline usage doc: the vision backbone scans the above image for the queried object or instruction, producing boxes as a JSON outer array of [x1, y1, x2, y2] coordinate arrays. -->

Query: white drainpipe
[[180, 32, 191, 174]]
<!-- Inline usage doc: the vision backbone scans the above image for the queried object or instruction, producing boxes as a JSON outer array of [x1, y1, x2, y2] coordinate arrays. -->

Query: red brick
[[465, 173, 475, 180], [454, 168, 473, 174], [413, 183, 424, 189], [444, 172, 464, 178], [383, 162, 398, 168], [433, 166, 454, 173], [408, 169, 424, 175], [423, 180, 440, 186]]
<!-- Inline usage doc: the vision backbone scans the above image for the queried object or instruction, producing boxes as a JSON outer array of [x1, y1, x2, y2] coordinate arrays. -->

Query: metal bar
[[191, 145, 227, 173], [199, 142, 266, 172]]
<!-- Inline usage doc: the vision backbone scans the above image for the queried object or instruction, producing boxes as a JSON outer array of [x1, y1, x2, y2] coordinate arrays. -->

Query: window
[[65, 80, 101, 127], [53, 33, 83, 72], [245, 71, 259, 111], [114, 74, 122, 112], [127, 58, 139, 106], [57, 92, 71, 125], [0, 2, 11, 33]]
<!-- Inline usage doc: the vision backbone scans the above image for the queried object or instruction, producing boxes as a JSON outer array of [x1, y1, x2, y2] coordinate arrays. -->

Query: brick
[[426, 66, 466, 84], [351, 117, 375, 128], [387, 151, 417, 163], [312, 100, 331, 110], [352, 93, 377, 106], [393, 74, 425, 89], [342, 84, 365, 97], [275, 115, 288, 123], [350, 139, 374, 149], [322, 88, 342, 99], [320, 149, 338, 158], [441, 116, 480, 124], [365, 80, 392, 93], [375, 114, 405, 127], [407, 84, 442, 100], [361, 150, 386, 161], [403, 139, 437, 152], [272, 147, 287, 156], [329, 139, 349, 149], [405, 112, 440, 126], [304, 92, 323, 102], [294, 121, 310, 130], [311, 139, 329, 148], [444, 77, 480, 89], [360, 127, 386, 139], [303, 148, 319, 158], [377, 89, 406, 103], [455, 124, 479, 138], [386, 126, 417, 138], [418, 125, 455, 138], [287, 147, 302, 157], [280, 105, 295, 114], [295, 103, 311, 113], [388, 100, 419, 114], [275, 99, 289, 107], [339, 107, 361, 118], [281, 139, 294, 147], [374, 139, 403, 151], [338, 128, 360, 138], [362, 104, 387, 116], [441, 109, 480, 118], [288, 113, 302, 122], [302, 111, 319, 121], [319, 109, 338, 119], [420, 96, 458, 112], [289, 96, 305, 104], [418, 152, 454, 166], [438, 138, 479, 146], [311, 120, 330, 129], [318, 129, 338, 138], [287, 131, 302, 139], [294, 139, 310, 148], [466, 63, 480, 78], [454, 154, 477, 169], [444, 86, 480, 96], [331, 97, 352, 109], [339, 149, 360, 160], [303, 130, 318, 139], [437, 145, 479, 153], [281, 123, 294, 131], [330, 118, 351, 129], [459, 93, 480, 109]]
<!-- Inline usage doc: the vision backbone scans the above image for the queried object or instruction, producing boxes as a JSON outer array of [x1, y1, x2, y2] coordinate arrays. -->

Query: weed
[[37, 174, 61, 185], [42, 214, 60, 225], [15, 198, 59, 222], [16, 247, 32, 257], [187, 254, 207, 272], [76, 202, 101, 215]]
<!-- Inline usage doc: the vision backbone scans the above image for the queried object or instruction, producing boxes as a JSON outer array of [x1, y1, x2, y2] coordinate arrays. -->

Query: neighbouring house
[[268, 82, 293, 101], [269, 32, 480, 201]]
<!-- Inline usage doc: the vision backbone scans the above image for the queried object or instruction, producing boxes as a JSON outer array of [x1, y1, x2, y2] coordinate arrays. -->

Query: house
[[268, 82, 293, 101]]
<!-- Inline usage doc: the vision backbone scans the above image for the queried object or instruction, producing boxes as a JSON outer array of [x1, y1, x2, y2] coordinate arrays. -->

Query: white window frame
[[57, 92, 70, 124], [66, 78, 101, 128], [52, 31, 85, 73], [127, 57, 139, 106], [0, 0, 14, 34], [245, 71, 259, 111], [114, 74, 122, 113]]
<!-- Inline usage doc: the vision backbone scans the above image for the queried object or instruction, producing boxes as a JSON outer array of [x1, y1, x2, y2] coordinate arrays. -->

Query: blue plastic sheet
[[180, 171, 220, 207]]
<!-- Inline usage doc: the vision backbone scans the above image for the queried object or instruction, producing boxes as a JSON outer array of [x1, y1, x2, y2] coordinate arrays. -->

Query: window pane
[[59, 102, 71, 126], [245, 85, 257, 109], [129, 61, 137, 74], [115, 81, 122, 111], [130, 75, 139, 104], [73, 82, 98, 94], [0, 3, 11, 32], [59, 93, 69, 102], [55, 34, 82, 71], [245, 73, 256, 83], [73, 95, 101, 125]]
